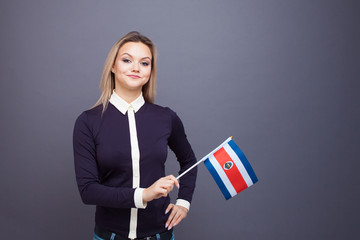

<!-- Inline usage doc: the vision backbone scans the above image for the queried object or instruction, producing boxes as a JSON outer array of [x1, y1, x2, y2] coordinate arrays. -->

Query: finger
[[159, 188, 168, 198], [176, 178, 180, 188], [164, 180, 174, 189], [166, 206, 177, 228], [172, 215, 182, 229], [164, 175, 178, 188], [168, 209, 183, 230], [155, 187, 168, 199], [174, 210, 187, 226], [174, 178, 179, 189], [165, 180, 177, 193], [167, 182, 174, 192], [167, 175, 180, 188], [159, 182, 173, 194], [165, 203, 174, 215], [170, 206, 188, 229]]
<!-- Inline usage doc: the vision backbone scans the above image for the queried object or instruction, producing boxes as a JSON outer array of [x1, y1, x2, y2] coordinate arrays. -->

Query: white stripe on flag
[[208, 155, 237, 197], [223, 143, 254, 187]]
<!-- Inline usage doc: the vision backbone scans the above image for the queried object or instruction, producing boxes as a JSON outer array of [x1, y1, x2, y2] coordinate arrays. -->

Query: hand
[[143, 175, 179, 203], [165, 204, 188, 230]]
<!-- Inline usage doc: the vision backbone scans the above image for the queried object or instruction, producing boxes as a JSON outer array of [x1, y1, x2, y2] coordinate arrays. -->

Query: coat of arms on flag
[[177, 137, 258, 200]]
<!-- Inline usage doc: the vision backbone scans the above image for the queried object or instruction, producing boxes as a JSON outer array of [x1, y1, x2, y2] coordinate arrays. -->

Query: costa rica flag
[[204, 137, 258, 200]]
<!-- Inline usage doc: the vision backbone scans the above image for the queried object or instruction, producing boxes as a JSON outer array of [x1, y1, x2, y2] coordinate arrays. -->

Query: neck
[[114, 87, 142, 104]]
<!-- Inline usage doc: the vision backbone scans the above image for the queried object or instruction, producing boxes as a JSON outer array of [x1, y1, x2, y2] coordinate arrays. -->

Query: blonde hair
[[93, 31, 157, 111]]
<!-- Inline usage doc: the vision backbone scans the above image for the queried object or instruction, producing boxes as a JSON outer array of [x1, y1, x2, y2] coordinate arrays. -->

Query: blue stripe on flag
[[204, 158, 232, 200], [228, 140, 258, 184]]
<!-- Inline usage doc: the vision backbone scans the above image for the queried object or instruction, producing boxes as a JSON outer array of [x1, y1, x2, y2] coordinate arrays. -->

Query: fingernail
[[165, 209, 168, 214], [165, 223, 168, 228], [168, 225, 172, 230]]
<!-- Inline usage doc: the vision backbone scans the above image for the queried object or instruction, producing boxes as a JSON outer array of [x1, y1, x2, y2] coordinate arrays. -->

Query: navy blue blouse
[[73, 101, 197, 238]]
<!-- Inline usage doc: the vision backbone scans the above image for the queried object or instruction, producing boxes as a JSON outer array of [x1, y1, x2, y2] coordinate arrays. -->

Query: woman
[[73, 31, 197, 240]]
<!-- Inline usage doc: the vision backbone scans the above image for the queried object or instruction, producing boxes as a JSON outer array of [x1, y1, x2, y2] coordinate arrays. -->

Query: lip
[[127, 75, 141, 79]]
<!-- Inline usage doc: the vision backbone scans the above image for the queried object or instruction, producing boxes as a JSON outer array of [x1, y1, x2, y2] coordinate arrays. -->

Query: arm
[[166, 110, 198, 229], [73, 112, 143, 209], [168, 110, 197, 203]]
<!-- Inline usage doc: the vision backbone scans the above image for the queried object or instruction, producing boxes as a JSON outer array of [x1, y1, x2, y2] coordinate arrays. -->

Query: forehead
[[118, 42, 152, 58]]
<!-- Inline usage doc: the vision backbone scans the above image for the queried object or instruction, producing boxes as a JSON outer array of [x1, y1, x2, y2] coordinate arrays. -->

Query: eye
[[122, 59, 131, 63], [141, 62, 150, 66]]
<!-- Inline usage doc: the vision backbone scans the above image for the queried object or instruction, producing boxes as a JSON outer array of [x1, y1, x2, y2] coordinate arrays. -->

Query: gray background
[[1, 0, 359, 239]]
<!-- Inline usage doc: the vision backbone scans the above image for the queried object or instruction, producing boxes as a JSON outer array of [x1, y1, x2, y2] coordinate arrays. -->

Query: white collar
[[109, 90, 145, 115]]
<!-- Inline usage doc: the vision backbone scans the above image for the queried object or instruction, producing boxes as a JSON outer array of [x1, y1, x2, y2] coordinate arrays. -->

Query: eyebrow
[[119, 53, 151, 61]]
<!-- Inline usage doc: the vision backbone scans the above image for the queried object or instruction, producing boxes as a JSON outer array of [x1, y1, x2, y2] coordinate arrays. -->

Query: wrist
[[175, 199, 190, 211], [142, 188, 151, 203]]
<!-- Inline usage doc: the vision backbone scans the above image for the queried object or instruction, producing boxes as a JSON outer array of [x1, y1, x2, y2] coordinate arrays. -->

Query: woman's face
[[112, 42, 152, 95]]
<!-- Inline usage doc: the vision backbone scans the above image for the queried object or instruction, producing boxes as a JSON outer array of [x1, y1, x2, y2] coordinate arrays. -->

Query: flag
[[204, 137, 258, 200]]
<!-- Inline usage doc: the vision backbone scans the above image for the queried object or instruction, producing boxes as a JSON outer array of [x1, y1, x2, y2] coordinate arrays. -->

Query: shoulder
[[74, 105, 103, 130], [144, 102, 178, 118], [144, 103, 185, 130]]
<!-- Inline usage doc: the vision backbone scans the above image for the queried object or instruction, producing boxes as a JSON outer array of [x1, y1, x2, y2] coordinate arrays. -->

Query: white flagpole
[[176, 136, 233, 180]]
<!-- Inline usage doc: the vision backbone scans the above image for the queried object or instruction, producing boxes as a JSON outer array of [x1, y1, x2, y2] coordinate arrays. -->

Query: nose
[[132, 62, 140, 72]]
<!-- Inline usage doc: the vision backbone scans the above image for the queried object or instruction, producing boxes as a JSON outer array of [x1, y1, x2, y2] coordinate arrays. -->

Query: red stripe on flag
[[214, 147, 248, 193]]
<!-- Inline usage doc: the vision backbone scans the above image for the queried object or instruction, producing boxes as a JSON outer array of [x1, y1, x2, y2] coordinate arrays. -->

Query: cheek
[[143, 68, 152, 78], [114, 63, 128, 74]]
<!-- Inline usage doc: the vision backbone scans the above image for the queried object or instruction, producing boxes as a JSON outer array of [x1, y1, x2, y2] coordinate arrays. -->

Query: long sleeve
[[168, 110, 197, 203], [73, 102, 197, 238], [73, 111, 136, 209]]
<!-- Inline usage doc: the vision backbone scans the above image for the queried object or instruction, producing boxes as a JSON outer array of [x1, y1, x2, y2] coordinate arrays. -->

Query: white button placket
[[127, 105, 141, 239]]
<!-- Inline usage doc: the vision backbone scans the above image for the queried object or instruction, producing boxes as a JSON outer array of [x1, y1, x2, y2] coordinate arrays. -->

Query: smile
[[127, 75, 141, 79]]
